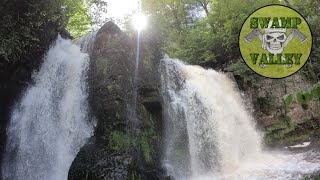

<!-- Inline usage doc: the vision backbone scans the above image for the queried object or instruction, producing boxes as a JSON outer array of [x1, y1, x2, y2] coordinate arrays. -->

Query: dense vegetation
[[0, 0, 107, 72], [142, 0, 320, 77]]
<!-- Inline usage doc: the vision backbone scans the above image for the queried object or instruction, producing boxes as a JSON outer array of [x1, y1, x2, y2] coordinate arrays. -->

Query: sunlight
[[132, 12, 147, 31], [107, 0, 138, 19]]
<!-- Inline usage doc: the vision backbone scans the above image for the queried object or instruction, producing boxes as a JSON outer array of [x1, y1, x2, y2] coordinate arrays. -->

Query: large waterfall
[[161, 57, 320, 179], [2, 36, 94, 180]]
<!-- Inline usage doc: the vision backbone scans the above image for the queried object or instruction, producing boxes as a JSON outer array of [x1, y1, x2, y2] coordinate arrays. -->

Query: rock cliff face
[[229, 65, 320, 147], [68, 22, 164, 179]]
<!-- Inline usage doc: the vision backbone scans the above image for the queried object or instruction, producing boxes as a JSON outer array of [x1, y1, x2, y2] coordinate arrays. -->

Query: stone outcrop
[[229, 66, 320, 147], [68, 22, 164, 179]]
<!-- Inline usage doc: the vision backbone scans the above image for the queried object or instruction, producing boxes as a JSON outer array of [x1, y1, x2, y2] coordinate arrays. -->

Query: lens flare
[[132, 13, 147, 31]]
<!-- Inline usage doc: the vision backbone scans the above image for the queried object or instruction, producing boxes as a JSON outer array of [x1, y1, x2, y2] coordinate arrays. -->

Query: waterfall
[[2, 36, 94, 180], [77, 31, 97, 53], [160, 57, 320, 180]]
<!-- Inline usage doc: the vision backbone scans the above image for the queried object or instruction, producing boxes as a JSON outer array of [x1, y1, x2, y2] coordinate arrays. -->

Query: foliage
[[142, 0, 277, 66], [257, 90, 276, 114], [301, 62, 317, 81], [141, 0, 320, 72], [0, 0, 107, 73], [109, 131, 130, 153], [282, 134, 309, 144], [134, 117, 159, 162], [264, 115, 294, 145], [66, 0, 93, 38], [313, 129, 320, 138], [137, 132, 154, 162], [89, 0, 108, 29], [289, 0, 320, 82], [0, 0, 65, 66], [108, 117, 159, 162], [284, 94, 293, 112], [66, 0, 108, 37], [296, 91, 313, 105], [282, 82, 320, 110], [312, 82, 320, 98], [226, 60, 262, 88]]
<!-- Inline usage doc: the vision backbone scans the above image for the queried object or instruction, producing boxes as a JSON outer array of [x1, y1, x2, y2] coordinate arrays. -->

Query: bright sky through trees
[[106, 0, 139, 20]]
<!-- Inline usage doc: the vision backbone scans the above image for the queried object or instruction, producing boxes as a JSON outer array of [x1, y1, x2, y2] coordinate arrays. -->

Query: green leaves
[[142, 0, 280, 65], [109, 131, 130, 153], [283, 82, 320, 110], [0, 0, 108, 69], [296, 91, 313, 104], [312, 82, 320, 98], [284, 94, 293, 112]]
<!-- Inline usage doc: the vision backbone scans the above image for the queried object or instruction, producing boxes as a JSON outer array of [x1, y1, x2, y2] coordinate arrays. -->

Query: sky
[[106, 0, 139, 20]]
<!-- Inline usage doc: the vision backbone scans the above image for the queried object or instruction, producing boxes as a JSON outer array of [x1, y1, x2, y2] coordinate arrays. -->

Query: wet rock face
[[229, 70, 320, 146], [89, 21, 135, 139], [68, 139, 132, 180], [87, 21, 162, 139], [69, 21, 163, 179], [247, 74, 316, 127]]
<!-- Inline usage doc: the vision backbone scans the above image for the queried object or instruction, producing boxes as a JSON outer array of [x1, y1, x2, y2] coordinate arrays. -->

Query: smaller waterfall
[[2, 36, 94, 180], [77, 31, 97, 53], [161, 57, 320, 180]]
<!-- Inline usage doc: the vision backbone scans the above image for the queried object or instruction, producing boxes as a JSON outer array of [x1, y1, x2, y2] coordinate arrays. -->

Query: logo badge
[[239, 5, 312, 78]]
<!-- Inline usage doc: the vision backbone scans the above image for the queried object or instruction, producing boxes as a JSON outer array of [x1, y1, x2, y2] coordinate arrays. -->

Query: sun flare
[[132, 12, 147, 31]]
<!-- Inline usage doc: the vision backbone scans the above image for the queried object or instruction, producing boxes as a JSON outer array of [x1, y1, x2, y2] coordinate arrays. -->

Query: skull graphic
[[262, 28, 287, 54], [243, 19, 308, 69]]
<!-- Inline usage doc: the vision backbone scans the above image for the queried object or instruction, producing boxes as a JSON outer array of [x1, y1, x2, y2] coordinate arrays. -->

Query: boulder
[[69, 21, 164, 179]]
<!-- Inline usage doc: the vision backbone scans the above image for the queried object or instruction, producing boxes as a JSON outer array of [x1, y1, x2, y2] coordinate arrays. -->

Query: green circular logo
[[239, 5, 312, 78]]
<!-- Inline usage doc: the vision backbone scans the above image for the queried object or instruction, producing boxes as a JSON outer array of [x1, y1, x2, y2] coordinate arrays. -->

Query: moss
[[96, 59, 109, 76], [264, 115, 294, 145], [130, 169, 141, 180], [109, 131, 130, 153], [313, 129, 320, 138], [128, 160, 141, 180], [107, 102, 160, 163], [263, 134, 273, 145], [257, 91, 276, 115], [282, 134, 309, 144], [138, 135, 153, 162], [135, 117, 159, 162], [301, 62, 317, 82], [312, 82, 320, 98], [283, 94, 293, 112]]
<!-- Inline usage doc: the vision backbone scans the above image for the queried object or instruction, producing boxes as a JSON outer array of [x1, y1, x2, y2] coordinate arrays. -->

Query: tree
[[142, 0, 278, 66]]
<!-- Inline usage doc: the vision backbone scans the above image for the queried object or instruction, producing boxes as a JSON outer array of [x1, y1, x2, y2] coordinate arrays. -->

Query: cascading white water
[[77, 31, 97, 53], [161, 57, 320, 180], [2, 36, 94, 180]]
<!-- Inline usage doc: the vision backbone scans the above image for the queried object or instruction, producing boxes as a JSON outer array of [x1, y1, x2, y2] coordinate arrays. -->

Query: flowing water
[[2, 36, 94, 180], [160, 57, 320, 180], [77, 31, 97, 53]]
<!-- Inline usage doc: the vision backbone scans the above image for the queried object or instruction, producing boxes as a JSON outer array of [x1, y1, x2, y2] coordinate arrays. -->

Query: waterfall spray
[[77, 31, 97, 53], [2, 36, 94, 180], [161, 57, 320, 180]]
